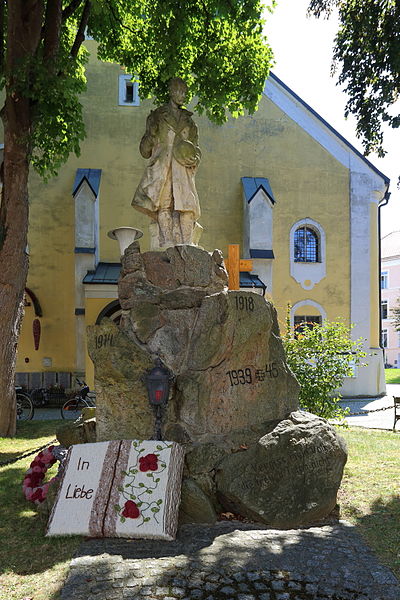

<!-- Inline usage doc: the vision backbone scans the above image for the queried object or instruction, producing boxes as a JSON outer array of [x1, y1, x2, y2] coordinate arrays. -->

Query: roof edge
[[267, 72, 390, 186]]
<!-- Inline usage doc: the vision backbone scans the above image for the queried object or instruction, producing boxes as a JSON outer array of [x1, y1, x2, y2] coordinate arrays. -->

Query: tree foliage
[[1, 0, 274, 179], [283, 310, 366, 419], [308, 0, 400, 157]]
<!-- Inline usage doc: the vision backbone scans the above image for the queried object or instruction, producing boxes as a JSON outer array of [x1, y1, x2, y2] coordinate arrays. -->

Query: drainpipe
[[378, 189, 391, 361]]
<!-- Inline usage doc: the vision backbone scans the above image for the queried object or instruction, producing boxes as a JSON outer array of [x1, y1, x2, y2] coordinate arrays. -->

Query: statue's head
[[169, 77, 188, 107]]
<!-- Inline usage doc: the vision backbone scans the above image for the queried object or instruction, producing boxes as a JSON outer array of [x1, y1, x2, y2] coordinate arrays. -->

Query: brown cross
[[224, 244, 253, 290]]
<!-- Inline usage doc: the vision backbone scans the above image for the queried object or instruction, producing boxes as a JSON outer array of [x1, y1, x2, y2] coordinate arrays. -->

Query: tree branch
[[70, 0, 91, 58], [104, 0, 136, 34], [62, 0, 84, 22], [43, 0, 62, 64]]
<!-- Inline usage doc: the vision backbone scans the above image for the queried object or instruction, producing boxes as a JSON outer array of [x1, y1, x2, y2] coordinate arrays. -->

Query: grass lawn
[[0, 420, 81, 600], [0, 422, 399, 600], [337, 427, 400, 579], [385, 368, 400, 384]]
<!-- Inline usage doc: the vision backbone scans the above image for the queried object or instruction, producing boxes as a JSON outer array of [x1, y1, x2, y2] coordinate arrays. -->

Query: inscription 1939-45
[[226, 362, 279, 386]]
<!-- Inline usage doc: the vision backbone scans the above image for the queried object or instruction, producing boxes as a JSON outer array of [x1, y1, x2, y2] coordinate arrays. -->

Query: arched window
[[294, 226, 320, 262], [95, 300, 122, 325], [290, 300, 326, 334]]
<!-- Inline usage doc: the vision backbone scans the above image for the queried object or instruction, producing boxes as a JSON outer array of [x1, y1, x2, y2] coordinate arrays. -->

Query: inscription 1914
[[226, 362, 279, 386], [95, 333, 114, 349]]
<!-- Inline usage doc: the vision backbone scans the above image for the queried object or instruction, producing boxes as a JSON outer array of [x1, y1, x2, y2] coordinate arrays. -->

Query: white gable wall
[[263, 76, 388, 396]]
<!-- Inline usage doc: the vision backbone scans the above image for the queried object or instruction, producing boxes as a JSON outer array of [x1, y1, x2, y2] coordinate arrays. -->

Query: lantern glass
[[146, 361, 171, 406]]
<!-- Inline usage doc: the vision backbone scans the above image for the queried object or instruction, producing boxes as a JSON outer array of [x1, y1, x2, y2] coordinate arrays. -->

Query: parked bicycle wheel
[[61, 397, 89, 420], [16, 392, 34, 421]]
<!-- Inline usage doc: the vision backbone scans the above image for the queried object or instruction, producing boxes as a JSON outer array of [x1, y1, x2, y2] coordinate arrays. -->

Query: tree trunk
[[0, 0, 43, 436], [0, 131, 29, 436]]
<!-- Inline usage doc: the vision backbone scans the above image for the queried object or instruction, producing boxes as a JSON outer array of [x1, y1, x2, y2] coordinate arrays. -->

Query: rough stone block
[[215, 411, 347, 528]]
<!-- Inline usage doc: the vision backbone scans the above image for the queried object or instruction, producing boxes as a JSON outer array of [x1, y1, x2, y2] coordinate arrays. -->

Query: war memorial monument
[[68, 77, 347, 531]]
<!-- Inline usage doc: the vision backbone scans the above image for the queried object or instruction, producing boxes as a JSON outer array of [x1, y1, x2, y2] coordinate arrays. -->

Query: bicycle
[[16, 388, 34, 421], [60, 379, 96, 420]]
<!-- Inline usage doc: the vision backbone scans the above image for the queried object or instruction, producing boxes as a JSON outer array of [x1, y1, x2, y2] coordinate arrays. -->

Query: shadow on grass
[[0, 421, 81, 586], [348, 495, 400, 580]]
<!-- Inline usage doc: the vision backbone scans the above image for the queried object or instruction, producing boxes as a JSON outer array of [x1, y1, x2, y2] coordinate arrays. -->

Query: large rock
[[215, 411, 347, 528], [179, 478, 218, 524], [87, 320, 155, 441], [56, 408, 96, 447], [90, 243, 299, 445], [86, 244, 346, 527]]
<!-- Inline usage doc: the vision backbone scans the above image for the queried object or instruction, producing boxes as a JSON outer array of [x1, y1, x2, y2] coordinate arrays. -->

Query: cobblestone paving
[[61, 522, 399, 600]]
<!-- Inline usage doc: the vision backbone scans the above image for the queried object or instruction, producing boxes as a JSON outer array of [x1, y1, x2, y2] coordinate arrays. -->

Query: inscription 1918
[[235, 296, 254, 312]]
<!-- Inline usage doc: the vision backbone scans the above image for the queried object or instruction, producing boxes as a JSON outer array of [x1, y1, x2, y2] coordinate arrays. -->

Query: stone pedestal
[[87, 243, 347, 527]]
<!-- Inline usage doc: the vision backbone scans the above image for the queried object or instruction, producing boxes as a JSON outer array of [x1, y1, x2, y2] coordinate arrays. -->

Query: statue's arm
[[189, 122, 201, 166], [139, 111, 158, 159]]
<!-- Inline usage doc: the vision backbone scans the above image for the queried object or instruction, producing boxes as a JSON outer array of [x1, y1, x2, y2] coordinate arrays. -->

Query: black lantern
[[144, 358, 173, 440]]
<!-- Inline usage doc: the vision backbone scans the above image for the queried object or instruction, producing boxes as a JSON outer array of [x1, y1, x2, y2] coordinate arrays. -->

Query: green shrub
[[283, 309, 366, 419]]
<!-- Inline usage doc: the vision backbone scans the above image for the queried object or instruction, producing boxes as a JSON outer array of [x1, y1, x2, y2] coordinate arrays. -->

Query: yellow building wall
[[17, 41, 351, 377]]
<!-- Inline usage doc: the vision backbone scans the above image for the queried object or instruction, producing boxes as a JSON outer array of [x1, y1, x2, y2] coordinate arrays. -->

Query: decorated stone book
[[47, 440, 185, 540]]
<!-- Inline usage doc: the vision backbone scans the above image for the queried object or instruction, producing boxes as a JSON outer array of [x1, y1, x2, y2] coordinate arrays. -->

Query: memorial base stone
[[87, 243, 347, 528]]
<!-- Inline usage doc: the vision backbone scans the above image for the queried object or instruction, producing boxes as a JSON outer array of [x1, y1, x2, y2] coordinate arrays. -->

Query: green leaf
[[114, 504, 121, 512]]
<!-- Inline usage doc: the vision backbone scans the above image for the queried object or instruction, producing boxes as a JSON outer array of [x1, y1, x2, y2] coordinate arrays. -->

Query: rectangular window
[[381, 300, 388, 320], [294, 227, 320, 263], [381, 271, 388, 289], [118, 74, 139, 106], [381, 329, 388, 348]]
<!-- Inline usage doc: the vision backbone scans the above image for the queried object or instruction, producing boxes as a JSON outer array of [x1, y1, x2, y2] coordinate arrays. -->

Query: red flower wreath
[[22, 446, 58, 504], [139, 453, 158, 472]]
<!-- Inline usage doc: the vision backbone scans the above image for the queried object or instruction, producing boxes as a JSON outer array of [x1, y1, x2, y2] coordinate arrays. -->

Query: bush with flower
[[283, 306, 366, 420]]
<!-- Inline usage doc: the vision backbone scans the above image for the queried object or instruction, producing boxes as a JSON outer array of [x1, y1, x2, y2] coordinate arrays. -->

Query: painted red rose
[[139, 453, 158, 472], [121, 500, 140, 519]]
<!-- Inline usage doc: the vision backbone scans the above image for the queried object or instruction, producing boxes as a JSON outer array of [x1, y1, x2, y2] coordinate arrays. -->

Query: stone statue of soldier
[[132, 77, 202, 248]]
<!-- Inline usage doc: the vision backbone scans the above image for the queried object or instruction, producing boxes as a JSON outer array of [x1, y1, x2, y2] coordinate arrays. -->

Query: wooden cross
[[224, 244, 253, 290]]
